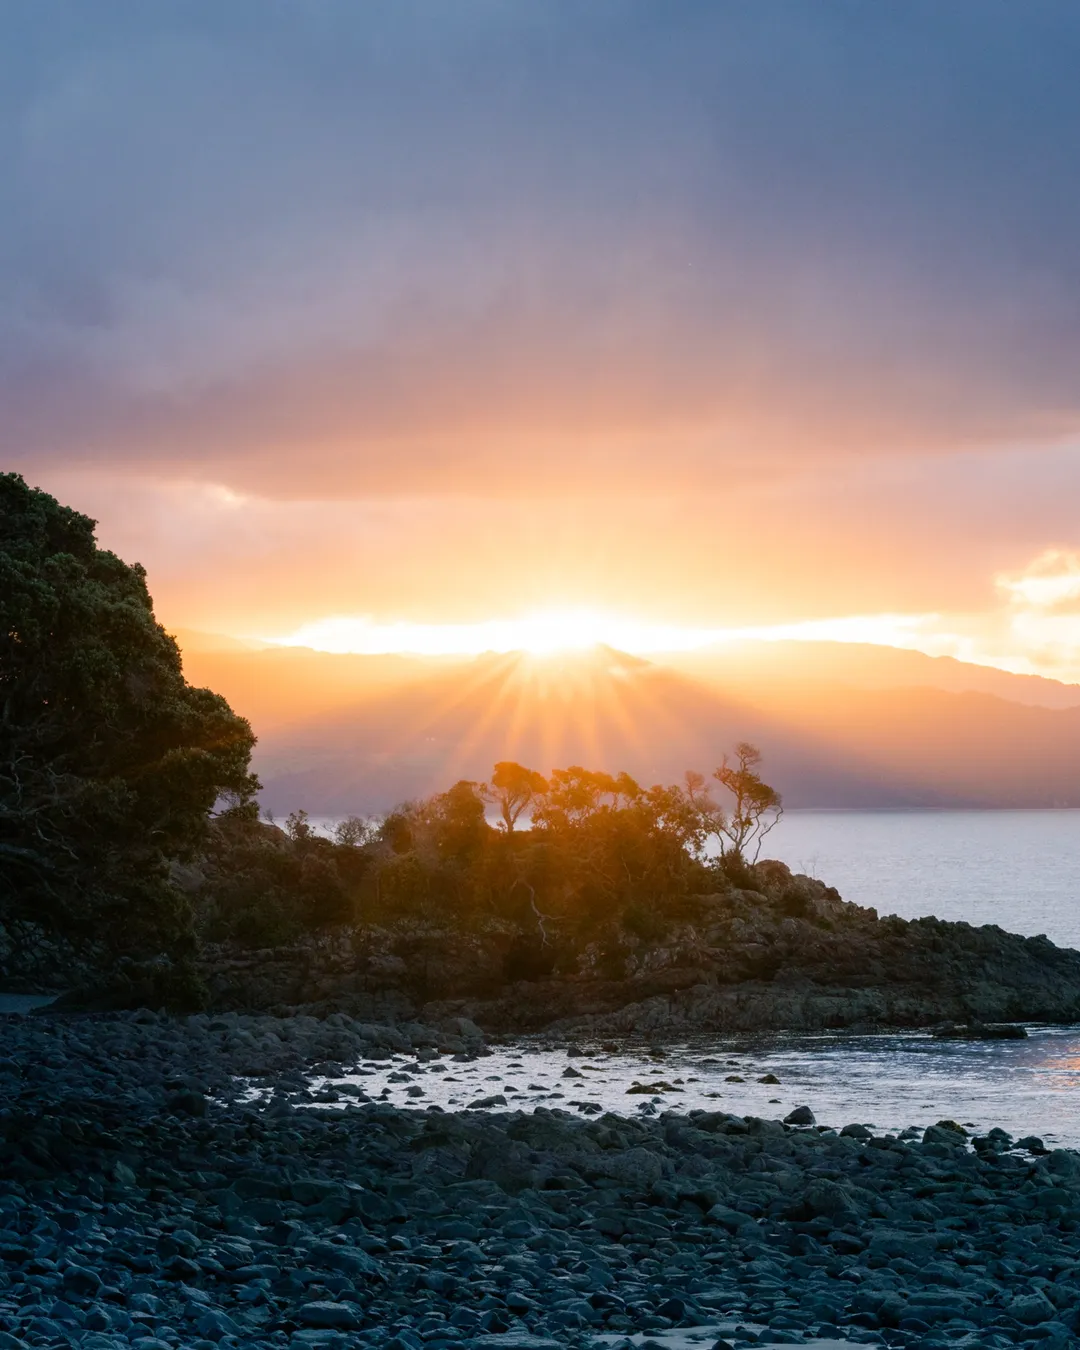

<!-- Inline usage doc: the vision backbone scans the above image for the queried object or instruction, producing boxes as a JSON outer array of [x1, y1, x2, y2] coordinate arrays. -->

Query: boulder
[[1011, 1292, 1057, 1325], [297, 1301, 362, 1330]]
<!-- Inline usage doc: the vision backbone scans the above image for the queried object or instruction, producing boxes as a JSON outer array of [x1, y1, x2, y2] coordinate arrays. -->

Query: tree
[[0, 474, 259, 956], [285, 808, 315, 843], [531, 766, 619, 828], [710, 742, 783, 863], [333, 814, 374, 848], [429, 780, 489, 863], [484, 761, 548, 833]]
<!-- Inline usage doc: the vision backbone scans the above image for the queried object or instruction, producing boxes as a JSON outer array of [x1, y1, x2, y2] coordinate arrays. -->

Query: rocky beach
[[3, 1008, 1080, 1350]]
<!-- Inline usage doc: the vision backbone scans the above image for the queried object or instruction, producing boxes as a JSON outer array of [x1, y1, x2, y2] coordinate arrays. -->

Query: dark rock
[[297, 1300, 362, 1329], [5, 1005, 1080, 1350], [1018, 1134, 1050, 1153], [1011, 1292, 1056, 1325], [931, 1022, 1027, 1040], [706, 1205, 757, 1232], [840, 1123, 872, 1139], [166, 1089, 209, 1116], [62, 1265, 102, 1296], [784, 1106, 815, 1126]]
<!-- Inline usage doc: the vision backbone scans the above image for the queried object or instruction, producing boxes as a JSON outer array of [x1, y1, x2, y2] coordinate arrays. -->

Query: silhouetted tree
[[531, 766, 621, 828], [192, 751, 785, 958], [0, 473, 258, 955], [483, 761, 548, 832], [710, 741, 783, 862], [333, 814, 375, 847], [285, 808, 315, 843]]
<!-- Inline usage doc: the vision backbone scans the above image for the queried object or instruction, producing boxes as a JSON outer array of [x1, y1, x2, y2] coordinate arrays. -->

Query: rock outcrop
[[191, 862, 1080, 1034]]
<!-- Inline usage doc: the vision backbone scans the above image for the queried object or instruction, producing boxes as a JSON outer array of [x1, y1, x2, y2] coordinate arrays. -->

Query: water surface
[[770, 808, 1080, 950], [321, 1025, 1080, 1146]]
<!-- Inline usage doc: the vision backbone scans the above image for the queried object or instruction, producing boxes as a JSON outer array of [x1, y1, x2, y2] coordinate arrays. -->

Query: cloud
[[6, 3, 1080, 494], [28, 459, 1080, 682], [997, 550, 1080, 610]]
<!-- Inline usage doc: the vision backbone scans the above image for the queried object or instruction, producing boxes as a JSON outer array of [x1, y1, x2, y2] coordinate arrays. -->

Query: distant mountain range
[[175, 635, 1080, 813]]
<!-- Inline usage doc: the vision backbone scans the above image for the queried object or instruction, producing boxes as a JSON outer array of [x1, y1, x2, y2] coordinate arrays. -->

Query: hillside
[[176, 637, 1080, 813], [667, 640, 1080, 710]]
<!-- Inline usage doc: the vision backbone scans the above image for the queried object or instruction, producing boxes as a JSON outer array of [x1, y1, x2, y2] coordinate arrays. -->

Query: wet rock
[[62, 1265, 102, 1296], [1018, 1133, 1049, 1152], [474, 1336, 563, 1350], [1047, 1147, 1080, 1178], [706, 1205, 757, 1233], [297, 1301, 362, 1329], [932, 1021, 1028, 1039], [783, 1105, 815, 1126], [5, 1007, 1080, 1350], [840, 1122, 872, 1139]]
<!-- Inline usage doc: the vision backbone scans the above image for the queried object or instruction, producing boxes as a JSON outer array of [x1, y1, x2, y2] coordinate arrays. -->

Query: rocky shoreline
[[186, 865, 1080, 1037], [2, 1009, 1080, 1349]]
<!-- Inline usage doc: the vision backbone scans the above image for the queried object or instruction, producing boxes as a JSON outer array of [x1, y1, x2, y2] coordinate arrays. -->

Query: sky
[[9, 2, 1080, 677]]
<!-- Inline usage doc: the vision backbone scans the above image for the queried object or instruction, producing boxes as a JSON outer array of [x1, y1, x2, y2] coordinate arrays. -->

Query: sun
[[508, 609, 618, 655]]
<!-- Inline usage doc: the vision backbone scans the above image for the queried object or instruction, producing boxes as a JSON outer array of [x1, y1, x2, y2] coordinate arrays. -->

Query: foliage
[[483, 761, 548, 832], [708, 741, 784, 862], [195, 747, 784, 963], [0, 471, 788, 1000], [0, 473, 259, 958], [197, 814, 356, 946]]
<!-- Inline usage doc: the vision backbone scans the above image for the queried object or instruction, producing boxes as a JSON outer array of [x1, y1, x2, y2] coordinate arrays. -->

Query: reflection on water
[[317, 1025, 1080, 1145]]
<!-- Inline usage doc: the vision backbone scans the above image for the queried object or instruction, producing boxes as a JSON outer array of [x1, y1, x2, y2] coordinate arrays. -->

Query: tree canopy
[[197, 747, 783, 982], [0, 473, 258, 956]]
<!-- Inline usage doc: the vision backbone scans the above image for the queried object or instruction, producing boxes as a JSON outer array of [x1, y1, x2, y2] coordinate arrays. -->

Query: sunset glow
[[268, 608, 973, 662], [268, 609, 724, 657], [12, 8, 1080, 689]]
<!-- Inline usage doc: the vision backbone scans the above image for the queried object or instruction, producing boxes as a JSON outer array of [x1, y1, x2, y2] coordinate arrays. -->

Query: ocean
[[769, 808, 1080, 952]]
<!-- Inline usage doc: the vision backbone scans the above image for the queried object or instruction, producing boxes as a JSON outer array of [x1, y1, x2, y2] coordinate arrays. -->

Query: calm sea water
[[769, 809, 1080, 952], [316, 1026, 1080, 1146]]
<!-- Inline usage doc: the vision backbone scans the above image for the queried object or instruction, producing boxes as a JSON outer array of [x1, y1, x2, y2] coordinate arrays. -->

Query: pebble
[[0, 1008, 1077, 1350]]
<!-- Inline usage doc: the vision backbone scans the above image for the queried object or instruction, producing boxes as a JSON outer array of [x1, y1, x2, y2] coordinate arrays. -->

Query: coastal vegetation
[[0, 473, 786, 1004], [195, 751, 782, 959], [0, 474, 257, 984], [7, 477, 1080, 1042]]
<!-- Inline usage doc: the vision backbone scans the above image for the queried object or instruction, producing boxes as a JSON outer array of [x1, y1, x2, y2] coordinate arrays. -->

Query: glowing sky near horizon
[[269, 609, 951, 661], [262, 587, 1080, 682], [10, 4, 1080, 683]]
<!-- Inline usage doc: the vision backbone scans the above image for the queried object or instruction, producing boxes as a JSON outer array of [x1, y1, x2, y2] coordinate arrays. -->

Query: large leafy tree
[[0, 474, 259, 956], [483, 761, 548, 833]]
